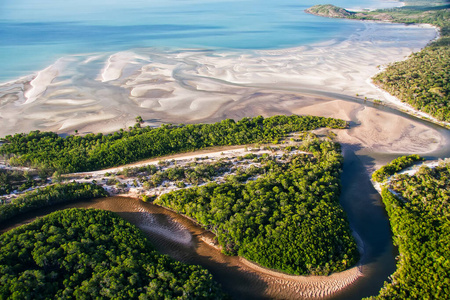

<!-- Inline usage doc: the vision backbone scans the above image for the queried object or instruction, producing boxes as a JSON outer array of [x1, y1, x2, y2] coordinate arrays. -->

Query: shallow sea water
[[1, 0, 402, 82]]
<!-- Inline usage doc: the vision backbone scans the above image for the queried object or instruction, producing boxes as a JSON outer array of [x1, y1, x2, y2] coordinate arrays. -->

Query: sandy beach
[[0, 22, 438, 138]]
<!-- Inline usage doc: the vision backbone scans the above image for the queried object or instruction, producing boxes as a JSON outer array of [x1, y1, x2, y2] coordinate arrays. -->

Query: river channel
[[2, 98, 450, 299]]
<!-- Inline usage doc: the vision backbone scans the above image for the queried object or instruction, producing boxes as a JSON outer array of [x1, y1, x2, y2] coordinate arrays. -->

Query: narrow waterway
[[1, 102, 449, 299]]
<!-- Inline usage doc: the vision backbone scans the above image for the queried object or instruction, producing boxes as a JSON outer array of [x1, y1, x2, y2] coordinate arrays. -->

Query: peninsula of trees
[[307, 1, 450, 122], [156, 137, 359, 275], [0, 115, 347, 173], [368, 161, 450, 299], [0, 208, 226, 299], [372, 154, 424, 182]]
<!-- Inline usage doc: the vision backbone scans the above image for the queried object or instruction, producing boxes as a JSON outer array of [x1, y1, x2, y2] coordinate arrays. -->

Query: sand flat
[[0, 22, 437, 137]]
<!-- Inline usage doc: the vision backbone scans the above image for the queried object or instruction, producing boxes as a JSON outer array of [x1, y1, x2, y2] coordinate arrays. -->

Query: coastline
[[363, 22, 450, 128], [367, 67, 450, 129], [0, 21, 438, 137], [304, 3, 449, 129]]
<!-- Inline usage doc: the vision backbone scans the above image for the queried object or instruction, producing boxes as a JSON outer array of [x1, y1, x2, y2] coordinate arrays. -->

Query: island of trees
[[0, 208, 226, 299], [306, 0, 450, 122], [156, 137, 359, 275], [0, 115, 347, 173], [367, 160, 450, 299]]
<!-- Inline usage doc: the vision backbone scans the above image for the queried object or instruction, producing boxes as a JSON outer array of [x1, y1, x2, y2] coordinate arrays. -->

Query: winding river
[[2, 95, 449, 299]]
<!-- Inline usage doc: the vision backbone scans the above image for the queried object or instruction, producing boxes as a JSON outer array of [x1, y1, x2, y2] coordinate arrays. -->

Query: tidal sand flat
[[0, 22, 436, 138]]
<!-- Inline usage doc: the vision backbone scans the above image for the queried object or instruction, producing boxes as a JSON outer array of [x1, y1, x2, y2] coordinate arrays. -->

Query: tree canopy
[[0, 182, 108, 225], [372, 154, 424, 182], [368, 162, 450, 299], [0, 115, 347, 173], [155, 137, 359, 275], [0, 208, 226, 299]]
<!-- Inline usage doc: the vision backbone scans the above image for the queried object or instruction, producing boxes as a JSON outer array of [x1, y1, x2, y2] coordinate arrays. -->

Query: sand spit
[[295, 99, 442, 155], [198, 230, 360, 299], [24, 64, 59, 105], [240, 258, 362, 299], [0, 22, 437, 137]]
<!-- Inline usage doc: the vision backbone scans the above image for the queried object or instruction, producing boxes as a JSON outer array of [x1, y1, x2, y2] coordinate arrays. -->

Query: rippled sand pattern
[[0, 23, 436, 137]]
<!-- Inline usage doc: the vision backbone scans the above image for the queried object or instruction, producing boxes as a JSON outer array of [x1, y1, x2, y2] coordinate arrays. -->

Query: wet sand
[[0, 22, 437, 137]]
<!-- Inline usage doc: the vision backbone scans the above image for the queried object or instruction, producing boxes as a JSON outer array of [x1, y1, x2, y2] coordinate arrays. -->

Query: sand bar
[[0, 22, 437, 137]]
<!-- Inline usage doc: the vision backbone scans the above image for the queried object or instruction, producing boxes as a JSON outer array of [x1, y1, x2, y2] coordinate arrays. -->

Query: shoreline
[[304, 3, 449, 129], [363, 22, 449, 129], [367, 68, 450, 129], [134, 195, 366, 299], [1, 1, 447, 298], [0, 20, 438, 137]]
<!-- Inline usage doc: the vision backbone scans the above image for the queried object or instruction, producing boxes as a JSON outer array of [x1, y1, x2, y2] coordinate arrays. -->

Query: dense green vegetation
[[0, 208, 225, 299], [0, 183, 107, 224], [368, 162, 450, 299], [0, 115, 346, 174], [305, 4, 356, 18], [372, 154, 424, 182], [155, 137, 359, 275], [374, 46, 450, 122], [0, 169, 45, 196], [307, 1, 450, 122]]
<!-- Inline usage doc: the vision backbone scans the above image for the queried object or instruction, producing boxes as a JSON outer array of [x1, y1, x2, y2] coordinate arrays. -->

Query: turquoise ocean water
[[0, 0, 402, 83]]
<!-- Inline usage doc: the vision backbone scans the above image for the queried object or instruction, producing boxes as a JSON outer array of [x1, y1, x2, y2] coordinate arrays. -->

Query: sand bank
[[294, 99, 442, 155], [240, 258, 362, 299], [0, 22, 437, 137]]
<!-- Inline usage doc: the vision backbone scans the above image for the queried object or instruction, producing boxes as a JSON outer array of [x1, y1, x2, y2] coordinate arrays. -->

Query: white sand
[[0, 22, 437, 136], [23, 64, 59, 105], [240, 258, 362, 299], [100, 51, 149, 82]]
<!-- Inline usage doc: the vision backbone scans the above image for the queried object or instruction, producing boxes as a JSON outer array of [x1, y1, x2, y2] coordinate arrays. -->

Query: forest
[[373, 46, 450, 122], [368, 162, 450, 299], [0, 168, 45, 196], [155, 137, 359, 276], [372, 154, 424, 182], [0, 208, 226, 299], [0, 115, 347, 173], [0, 183, 108, 224], [307, 1, 450, 122]]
